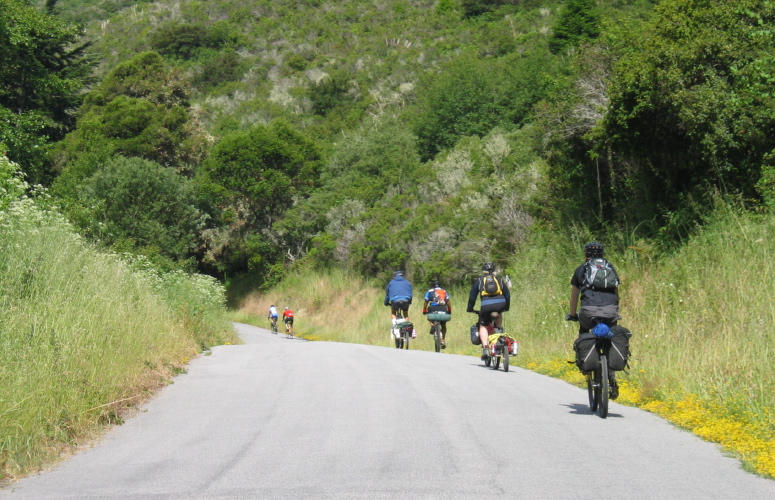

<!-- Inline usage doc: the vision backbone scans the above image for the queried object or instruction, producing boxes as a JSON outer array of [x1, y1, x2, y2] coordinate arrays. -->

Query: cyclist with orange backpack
[[467, 262, 510, 360], [422, 281, 452, 349]]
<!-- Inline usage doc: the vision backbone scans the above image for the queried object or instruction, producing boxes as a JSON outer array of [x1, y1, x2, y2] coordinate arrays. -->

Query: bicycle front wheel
[[598, 355, 609, 418], [433, 323, 441, 353], [586, 373, 597, 412]]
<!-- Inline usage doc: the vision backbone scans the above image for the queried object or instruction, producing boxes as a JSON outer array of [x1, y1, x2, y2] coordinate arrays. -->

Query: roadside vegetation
[[0, 156, 237, 481]]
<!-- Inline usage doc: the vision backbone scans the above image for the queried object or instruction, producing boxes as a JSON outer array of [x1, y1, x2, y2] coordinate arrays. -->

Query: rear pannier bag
[[608, 325, 632, 371], [470, 324, 481, 345], [397, 321, 414, 337], [574, 332, 599, 373]]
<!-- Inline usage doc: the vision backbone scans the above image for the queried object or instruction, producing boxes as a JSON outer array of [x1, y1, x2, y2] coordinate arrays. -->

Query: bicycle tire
[[593, 365, 602, 413], [491, 353, 500, 370], [586, 373, 597, 412], [599, 354, 609, 418], [502, 344, 509, 372], [433, 323, 441, 353], [395, 337, 401, 349], [484, 354, 491, 367], [404, 335, 410, 349]]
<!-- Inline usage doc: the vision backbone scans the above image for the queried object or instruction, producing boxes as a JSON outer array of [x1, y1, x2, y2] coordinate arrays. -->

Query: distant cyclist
[[268, 304, 279, 332], [467, 262, 510, 361], [566, 241, 620, 398], [283, 307, 294, 334], [423, 280, 452, 349], [384, 270, 413, 323]]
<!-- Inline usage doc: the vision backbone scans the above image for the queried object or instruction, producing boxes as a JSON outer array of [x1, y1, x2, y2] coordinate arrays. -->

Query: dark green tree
[[549, 0, 601, 54], [605, 0, 775, 219], [201, 119, 323, 227], [66, 156, 203, 264], [0, 0, 92, 184], [54, 52, 207, 178]]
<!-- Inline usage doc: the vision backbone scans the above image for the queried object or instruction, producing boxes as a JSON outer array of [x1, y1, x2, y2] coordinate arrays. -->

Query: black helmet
[[429, 280, 440, 288], [482, 262, 495, 273], [584, 241, 604, 258]]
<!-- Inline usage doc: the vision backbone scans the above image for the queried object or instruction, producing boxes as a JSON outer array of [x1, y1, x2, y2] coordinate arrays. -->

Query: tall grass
[[237, 203, 775, 477], [0, 158, 237, 481]]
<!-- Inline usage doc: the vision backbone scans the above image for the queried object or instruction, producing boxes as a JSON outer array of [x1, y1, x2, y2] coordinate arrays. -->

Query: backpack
[[583, 258, 619, 291], [480, 274, 503, 297], [431, 287, 448, 305]]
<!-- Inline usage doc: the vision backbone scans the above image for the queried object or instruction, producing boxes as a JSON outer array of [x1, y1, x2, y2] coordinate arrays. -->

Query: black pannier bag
[[398, 322, 414, 337], [573, 332, 599, 373], [608, 325, 632, 371], [470, 324, 481, 345]]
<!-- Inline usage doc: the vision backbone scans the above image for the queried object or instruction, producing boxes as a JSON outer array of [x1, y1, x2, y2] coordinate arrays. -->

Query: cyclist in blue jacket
[[384, 270, 413, 322]]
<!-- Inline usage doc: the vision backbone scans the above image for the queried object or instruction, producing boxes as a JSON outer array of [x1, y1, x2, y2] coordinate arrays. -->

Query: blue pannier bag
[[592, 323, 613, 338]]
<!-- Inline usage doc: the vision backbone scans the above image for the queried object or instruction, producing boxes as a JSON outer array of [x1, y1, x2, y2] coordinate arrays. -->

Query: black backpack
[[583, 258, 619, 291]]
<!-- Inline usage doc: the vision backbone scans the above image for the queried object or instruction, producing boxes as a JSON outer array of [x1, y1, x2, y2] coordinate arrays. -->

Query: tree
[[605, 0, 775, 216], [55, 52, 207, 177], [0, 0, 92, 184], [549, 0, 601, 55], [201, 119, 323, 227], [66, 156, 203, 263]]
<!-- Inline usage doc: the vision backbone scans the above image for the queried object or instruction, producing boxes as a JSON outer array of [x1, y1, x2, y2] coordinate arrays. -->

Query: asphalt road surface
[[2, 322, 775, 499]]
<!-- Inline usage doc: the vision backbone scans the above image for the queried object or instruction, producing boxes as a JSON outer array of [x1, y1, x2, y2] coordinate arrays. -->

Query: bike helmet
[[584, 241, 604, 258], [482, 262, 496, 273], [284, 307, 290, 310], [429, 280, 440, 288], [394, 270, 403, 276]]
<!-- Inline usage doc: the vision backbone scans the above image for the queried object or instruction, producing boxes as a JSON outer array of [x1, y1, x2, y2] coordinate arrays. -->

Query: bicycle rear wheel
[[502, 345, 509, 372], [491, 352, 500, 370], [598, 355, 609, 418], [433, 323, 441, 353], [403, 334, 410, 349]]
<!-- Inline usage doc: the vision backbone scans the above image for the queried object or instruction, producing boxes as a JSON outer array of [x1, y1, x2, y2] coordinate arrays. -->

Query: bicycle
[[269, 317, 278, 334], [427, 311, 451, 352], [567, 315, 616, 419], [392, 309, 414, 349], [473, 310, 518, 371], [284, 320, 294, 339]]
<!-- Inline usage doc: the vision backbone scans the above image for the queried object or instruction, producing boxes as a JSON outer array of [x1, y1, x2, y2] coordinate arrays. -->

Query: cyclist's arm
[[569, 285, 580, 316], [466, 282, 478, 312]]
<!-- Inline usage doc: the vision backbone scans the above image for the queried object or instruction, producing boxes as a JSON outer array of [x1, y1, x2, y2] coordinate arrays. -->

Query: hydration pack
[[431, 287, 448, 305], [480, 274, 503, 297], [583, 258, 619, 291]]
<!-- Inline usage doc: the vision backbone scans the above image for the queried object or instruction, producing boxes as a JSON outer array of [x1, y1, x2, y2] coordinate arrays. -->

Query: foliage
[[64, 156, 204, 263], [55, 52, 208, 175], [549, 0, 601, 54], [0, 0, 92, 184], [413, 51, 560, 161], [604, 0, 775, 222]]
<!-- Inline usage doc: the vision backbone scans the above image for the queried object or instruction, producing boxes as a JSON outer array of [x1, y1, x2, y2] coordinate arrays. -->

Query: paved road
[[2, 322, 774, 499]]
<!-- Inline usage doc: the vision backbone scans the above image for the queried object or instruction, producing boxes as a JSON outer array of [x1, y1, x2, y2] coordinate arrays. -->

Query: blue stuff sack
[[592, 323, 613, 338]]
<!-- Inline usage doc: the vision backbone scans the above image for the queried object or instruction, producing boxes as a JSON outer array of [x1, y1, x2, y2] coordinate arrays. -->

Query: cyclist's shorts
[[478, 303, 505, 326], [270, 315, 278, 320], [391, 300, 410, 316], [283, 317, 294, 325]]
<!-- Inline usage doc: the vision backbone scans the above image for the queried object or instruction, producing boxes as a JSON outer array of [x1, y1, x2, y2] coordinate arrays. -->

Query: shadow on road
[[561, 403, 623, 418]]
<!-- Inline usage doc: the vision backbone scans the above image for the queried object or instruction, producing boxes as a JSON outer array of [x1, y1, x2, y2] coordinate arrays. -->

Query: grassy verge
[[0, 158, 237, 481], [235, 204, 775, 479]]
